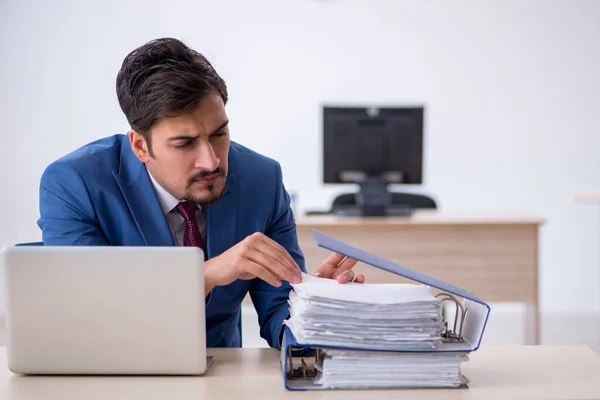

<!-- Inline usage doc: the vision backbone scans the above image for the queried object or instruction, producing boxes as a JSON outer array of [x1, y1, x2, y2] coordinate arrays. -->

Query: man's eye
[[175, 141, 193, 148], [213, 132, 226, 137]]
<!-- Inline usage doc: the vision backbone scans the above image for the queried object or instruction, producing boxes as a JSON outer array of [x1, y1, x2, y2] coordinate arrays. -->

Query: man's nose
[[194, 141, 220, 171]]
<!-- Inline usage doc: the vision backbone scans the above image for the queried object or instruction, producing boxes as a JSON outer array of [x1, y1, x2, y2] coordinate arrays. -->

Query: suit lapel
[[112, 137, 174, 246], [206, 172, 238, 259]]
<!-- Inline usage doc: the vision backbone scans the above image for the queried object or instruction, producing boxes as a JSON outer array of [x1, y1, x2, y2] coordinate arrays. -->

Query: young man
[[37, 37, 364, 350]]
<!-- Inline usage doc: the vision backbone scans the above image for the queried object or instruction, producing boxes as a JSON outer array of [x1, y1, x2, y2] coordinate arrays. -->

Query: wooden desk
[[296, 211, 543, 344], [0, 346, 598, 399]]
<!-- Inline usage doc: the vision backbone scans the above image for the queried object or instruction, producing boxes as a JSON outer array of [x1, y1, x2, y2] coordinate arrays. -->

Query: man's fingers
[[313, 265, 334, 278], [319, 252, 346, 269], [318, 255, 358, 279], [336, 271, 365, 284], [314, 252, 345, 279], [336, 269, 355, 284], [313, 255, 338, 277], [244, 259, 283, 287], [259, 244, 302, 283], [331, 257, 358, 277], [247, 248, 301, 284], [254, 233, 301, 275]]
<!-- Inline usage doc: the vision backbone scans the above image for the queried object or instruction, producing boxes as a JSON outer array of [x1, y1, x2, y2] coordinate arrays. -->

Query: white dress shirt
[[148, 172, 206, 247]]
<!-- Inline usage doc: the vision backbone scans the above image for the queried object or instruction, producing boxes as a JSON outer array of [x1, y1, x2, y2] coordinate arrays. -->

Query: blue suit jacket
[[37, 134, 306, 349]]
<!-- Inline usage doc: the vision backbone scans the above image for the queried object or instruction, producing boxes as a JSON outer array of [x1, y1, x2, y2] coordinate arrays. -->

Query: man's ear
[[129, 130, 151, 163]]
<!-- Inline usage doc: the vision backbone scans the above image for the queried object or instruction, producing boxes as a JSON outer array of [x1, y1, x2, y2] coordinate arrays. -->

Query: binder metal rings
[[287, 348, 320, 379], [436, 293, 468, 343]]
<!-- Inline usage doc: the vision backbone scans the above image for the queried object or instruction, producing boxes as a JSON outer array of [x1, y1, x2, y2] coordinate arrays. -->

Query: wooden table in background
[[295, 211, 544, 344]]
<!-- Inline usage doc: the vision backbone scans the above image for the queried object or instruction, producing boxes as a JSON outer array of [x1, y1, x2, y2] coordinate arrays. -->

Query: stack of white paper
[[285, 273, 468, 388], [285, 273, 445, 350], [315, 349, 468, 389]]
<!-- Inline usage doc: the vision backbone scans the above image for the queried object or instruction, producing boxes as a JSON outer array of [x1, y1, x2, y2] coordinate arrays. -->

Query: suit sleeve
[[37, 161, 109, 245], [248, 162, 306, 350]]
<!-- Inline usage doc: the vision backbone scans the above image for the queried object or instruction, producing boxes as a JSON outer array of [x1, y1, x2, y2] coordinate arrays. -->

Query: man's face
[[130, 93, 230, 206]]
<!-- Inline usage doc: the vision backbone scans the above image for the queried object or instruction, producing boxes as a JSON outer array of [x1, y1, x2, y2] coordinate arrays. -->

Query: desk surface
[[297, 211, 544, 226], [0, 346, 599, 399]]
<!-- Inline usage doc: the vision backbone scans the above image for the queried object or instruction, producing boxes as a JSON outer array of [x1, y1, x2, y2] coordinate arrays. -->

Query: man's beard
[[182, 168, 227, 206], [183, 183, 227, 206]]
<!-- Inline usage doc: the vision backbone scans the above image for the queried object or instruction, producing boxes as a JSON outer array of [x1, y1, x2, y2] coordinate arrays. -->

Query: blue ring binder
[[281, 229, 491, 390]]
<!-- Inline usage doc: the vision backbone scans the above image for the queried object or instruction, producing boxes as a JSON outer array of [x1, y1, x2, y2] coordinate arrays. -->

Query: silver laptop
[[1, 245, 211, 375]]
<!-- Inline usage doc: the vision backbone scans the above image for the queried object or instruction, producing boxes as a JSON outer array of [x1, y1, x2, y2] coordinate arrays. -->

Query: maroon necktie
[[176, 201, 207, 260]]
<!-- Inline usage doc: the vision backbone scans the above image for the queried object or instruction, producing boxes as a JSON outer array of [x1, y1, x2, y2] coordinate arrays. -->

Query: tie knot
[[176, 201, 198, 222]]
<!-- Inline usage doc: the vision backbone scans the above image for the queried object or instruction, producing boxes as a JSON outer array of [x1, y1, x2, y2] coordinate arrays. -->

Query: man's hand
[[204, 232, 303, 295], [313, 252, 365, 284]]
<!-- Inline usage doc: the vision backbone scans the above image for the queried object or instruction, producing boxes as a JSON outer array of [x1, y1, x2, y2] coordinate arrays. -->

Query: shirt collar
[[148, 170, 181, 215]]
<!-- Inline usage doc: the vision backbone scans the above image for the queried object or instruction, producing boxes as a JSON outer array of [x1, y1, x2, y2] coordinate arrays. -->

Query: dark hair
[[116, 37, 227, 151]]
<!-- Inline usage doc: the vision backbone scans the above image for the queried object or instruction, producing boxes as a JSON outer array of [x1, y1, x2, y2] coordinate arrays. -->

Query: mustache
[[187, 168, 224, 185]]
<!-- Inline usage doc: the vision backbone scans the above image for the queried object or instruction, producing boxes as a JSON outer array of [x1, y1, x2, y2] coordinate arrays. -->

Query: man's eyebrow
[[167, 120, 229, 141]]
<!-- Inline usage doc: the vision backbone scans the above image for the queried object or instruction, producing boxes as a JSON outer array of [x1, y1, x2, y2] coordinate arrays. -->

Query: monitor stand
[[332, 177, 413, 217]]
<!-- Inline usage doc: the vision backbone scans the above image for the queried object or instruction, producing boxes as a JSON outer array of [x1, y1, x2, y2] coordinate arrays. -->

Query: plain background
[[1, 0, 599, 345]]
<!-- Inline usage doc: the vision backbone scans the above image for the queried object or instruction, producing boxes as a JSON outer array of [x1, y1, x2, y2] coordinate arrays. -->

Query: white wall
[[1, 0, 600, 321]]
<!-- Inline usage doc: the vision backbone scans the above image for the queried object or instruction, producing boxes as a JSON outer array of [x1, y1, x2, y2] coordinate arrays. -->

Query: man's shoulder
[[49, 134, 125, 170], [229, 141, 279, 175]]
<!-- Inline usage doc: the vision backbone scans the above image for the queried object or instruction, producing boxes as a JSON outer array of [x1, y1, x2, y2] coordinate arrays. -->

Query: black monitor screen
[[323, 106, 424, 184]]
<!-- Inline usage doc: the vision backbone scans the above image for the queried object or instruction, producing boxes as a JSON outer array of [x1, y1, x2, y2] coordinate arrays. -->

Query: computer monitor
[[323, 106, 424, 216]]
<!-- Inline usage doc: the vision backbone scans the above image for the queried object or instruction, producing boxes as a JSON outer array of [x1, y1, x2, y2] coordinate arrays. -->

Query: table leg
[[524, 302, 541, 345]]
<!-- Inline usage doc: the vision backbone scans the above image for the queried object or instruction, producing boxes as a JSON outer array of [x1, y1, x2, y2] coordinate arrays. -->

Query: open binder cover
[[281, 229, 491, 391]]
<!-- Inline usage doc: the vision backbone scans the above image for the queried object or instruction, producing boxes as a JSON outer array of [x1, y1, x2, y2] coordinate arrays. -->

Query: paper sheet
[[291, 272, 437, 305]]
